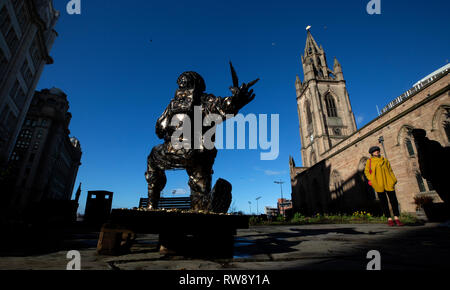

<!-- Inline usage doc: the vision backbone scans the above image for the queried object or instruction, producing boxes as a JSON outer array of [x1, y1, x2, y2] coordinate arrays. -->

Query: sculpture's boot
[[188, 168, 213, 211], [145, 168, 167, 210], [147, 187, 161, 210], [190, 192, 211, 211]]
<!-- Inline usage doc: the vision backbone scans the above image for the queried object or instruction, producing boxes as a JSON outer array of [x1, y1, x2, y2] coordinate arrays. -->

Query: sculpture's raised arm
[[202, 62, 259, 118]]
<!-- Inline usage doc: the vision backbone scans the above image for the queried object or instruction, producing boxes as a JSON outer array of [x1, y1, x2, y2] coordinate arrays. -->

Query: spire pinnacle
[[334, 57, 341, 68], [295, 75, 303, 90], [304, 28, 320, 56]]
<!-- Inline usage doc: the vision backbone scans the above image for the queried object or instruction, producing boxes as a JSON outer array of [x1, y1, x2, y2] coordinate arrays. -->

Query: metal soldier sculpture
[[145, 63, 258, 213]]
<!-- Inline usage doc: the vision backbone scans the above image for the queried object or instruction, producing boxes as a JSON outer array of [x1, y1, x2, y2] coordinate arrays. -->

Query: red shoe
[[395, 220, 404, 226], [388, 219, 395, 226]]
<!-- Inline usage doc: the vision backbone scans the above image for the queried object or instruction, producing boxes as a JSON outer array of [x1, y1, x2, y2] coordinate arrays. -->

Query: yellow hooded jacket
[[364, 156, 397, 193]]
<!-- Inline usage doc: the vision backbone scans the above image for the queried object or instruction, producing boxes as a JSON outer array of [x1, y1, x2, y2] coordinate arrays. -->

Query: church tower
[[296, 29, 357, 167]]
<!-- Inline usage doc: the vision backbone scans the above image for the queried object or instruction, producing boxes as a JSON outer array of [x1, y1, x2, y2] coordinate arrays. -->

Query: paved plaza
[[0, 222, 449, 270]]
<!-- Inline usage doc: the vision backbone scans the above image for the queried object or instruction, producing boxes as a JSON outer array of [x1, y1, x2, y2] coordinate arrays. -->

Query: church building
[[289, 30, 449, 216]]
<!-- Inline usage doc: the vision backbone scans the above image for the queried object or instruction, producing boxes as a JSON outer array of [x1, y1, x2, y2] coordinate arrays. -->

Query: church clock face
[[333, 128, 341, 136]]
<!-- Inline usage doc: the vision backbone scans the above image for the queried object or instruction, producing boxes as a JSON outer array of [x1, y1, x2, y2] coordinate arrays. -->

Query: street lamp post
[[274, 180, 284, 200], [248, 201, 252, 215], [255, 196, 261, 215]]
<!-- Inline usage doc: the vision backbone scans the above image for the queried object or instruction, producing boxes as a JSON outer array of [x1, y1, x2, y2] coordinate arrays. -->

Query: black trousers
[[377, 190, 400, 217]]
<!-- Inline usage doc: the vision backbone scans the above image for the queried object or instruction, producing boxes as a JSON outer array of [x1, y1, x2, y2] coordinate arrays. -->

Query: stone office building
[[0, 0, 59, 166], [289, 30, 450, 216], [7, 88, 82, 213]]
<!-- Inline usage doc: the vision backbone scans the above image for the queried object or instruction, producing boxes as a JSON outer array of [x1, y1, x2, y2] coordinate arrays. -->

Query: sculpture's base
[[97, 209, 249, 258]]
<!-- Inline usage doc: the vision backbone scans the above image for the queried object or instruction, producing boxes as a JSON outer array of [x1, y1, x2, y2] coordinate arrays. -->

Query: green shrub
[[290, 212, 305, 223], [276, 215, 285, 222], [247, 212, 419, 226], [249, 216, 261, 225]]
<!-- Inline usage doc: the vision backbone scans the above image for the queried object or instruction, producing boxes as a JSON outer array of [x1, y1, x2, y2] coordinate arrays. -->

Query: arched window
[[325, 95, 337, 117], [305, 100, 313, 124], [405, 138, 415, 157], [415, 172, 426, 192], [318, 69, 323, 78]]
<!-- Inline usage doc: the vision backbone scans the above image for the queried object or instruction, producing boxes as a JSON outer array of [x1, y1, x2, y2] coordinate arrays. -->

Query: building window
[[305, 100, 314, 136], [5, 110, 17, 132], [15, 88, 26, 109], [9, 80, 26, 109], [1, 7, 19, 53], [0, 105, 9, 125], [30, 36, 41, 69], [415, 172, 426, 193], [0, 6, 11, 35], [20, 60, 33, 87], [405, 138, 415, 157], [20, 129, 32, 139], [14, 2, 27, 31], [10, 151, 19, 161], [16, 137, 30, 149], [0, 48, 7, 81], [305, 100, 313, 124], [325, 94, 338, 117], [5, 27, 19, 52], [9, 79, 19, 97]]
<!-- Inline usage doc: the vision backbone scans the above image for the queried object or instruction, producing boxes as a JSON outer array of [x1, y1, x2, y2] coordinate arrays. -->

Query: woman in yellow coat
[[365, 146, 404, 226]]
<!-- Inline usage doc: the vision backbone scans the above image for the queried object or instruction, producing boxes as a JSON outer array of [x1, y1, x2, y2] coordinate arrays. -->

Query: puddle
[[233, 237, 255, 259]]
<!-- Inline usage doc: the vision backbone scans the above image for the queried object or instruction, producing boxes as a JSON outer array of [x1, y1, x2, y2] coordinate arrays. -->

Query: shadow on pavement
[[233, 227, 386, 258]]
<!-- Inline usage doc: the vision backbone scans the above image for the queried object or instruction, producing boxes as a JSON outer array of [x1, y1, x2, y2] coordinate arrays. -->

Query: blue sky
[[36, 0, 449, 214]]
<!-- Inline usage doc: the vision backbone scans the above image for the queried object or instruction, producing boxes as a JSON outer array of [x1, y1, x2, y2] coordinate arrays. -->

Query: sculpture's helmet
[[177, 71, 206, 93]]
